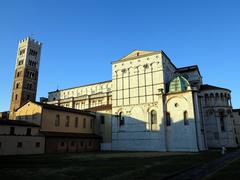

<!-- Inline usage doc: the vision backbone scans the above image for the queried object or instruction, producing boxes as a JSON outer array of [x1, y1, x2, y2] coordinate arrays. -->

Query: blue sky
[[0, 0, 240, 111]]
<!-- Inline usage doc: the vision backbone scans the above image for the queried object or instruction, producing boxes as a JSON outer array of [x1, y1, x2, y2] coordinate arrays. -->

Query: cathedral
[[47, 50, 238, 152]]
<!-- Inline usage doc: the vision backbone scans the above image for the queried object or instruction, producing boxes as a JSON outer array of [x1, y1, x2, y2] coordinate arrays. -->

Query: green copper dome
[[169, 76, 190, 93]]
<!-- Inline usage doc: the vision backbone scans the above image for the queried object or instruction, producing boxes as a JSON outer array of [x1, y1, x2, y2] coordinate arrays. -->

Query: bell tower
[[9, 37, 42, 119]]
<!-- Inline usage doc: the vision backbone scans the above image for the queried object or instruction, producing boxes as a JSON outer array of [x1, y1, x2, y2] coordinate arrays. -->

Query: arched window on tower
[[183, 111, 189, 125]]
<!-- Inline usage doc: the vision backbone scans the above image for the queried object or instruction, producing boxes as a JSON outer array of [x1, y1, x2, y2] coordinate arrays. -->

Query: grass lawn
[[0, 151, 220, 180], [205, 157, 240, 180]]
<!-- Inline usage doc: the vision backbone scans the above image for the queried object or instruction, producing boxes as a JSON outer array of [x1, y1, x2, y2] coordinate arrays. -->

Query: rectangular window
[[75, 117, 78, 128], [15, 94, 18, 100], [80, 141, 84, 146], [90, 119, 94, 129], [0, 142, 2, 148], [100, 116, 105, 125], [60, 142, 65, 147], [55, 114, 60, 127], [220, 116, 225, 132], [17, 142, 23, 148], [166, 113, 171, 126], [83, 118, 86, 128], [26, 128, 31, 136], [35, 142, 40, 148], [10, 127, 15, 135], [65, 116, 70, 127], [88, 141, 92, 147]]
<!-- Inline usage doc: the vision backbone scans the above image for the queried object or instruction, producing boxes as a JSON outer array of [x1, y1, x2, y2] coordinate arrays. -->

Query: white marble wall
[[201, 89, 237, 148]]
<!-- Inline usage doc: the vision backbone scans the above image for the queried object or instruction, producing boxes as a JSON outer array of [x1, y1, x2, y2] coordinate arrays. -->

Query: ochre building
[[15, 101, 101, 153]]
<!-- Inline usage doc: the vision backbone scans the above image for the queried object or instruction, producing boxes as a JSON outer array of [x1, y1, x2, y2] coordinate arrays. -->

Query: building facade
[[47, 50, 238, 152], [9, 37, 42, 119], [0, 120, 45, 155], [15, 101, 101, 153]]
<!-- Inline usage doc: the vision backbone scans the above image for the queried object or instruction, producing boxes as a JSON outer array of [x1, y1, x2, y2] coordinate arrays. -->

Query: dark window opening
[[80, 141, 84, 146], [184, 111, 189, 125], [10, 127, 15, 135], [83, 118, 86, 128], [17, 142, 23, 148], [65, 116, 70, 127], [90, 119, 94, 129], [220, 113, 225, 132], [17, 72, 20, 77], [18, 60, 24, 65], [100, 116, 105, 125], [26, 128, 31, 136], [36, 142, 40, 148], [166, 112, 171, 126], [88, 141, 92, 146], [75, 117, 78, 128], [119, 112, 125, 126], [55, 114, 60, 127]]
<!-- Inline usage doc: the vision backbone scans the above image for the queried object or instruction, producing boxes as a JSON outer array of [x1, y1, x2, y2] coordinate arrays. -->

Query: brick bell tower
[[9, 37, 42, 119]]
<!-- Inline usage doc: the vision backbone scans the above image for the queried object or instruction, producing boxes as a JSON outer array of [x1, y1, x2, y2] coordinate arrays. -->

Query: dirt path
[[163, 151, 240, 180]]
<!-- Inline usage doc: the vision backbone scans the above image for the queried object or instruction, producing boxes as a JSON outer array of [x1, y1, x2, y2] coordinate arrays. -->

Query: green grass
[[0, 151, 220, 180], [206, 157, 240, 180]]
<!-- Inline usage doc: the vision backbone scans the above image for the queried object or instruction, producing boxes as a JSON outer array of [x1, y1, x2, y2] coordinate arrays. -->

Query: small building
[[0, 120, 45, 155], [15, 101, 101, 153]]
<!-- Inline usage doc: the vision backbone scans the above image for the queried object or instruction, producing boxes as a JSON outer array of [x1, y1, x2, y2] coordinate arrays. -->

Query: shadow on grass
[[0, 151, 221, 180]]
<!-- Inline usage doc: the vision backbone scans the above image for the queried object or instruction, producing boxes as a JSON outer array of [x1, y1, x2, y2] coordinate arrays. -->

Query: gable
[[112, 50, 161, 63], [15, 101, 42, 116]]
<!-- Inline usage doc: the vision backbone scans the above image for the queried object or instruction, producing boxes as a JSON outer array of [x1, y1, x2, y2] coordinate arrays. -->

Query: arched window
[[119, 112, 124, 126], [150, 110, 157, 125], [184, 111, 189, 125], [16, 83, 20, 89], [166, 112, 171, 126]]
